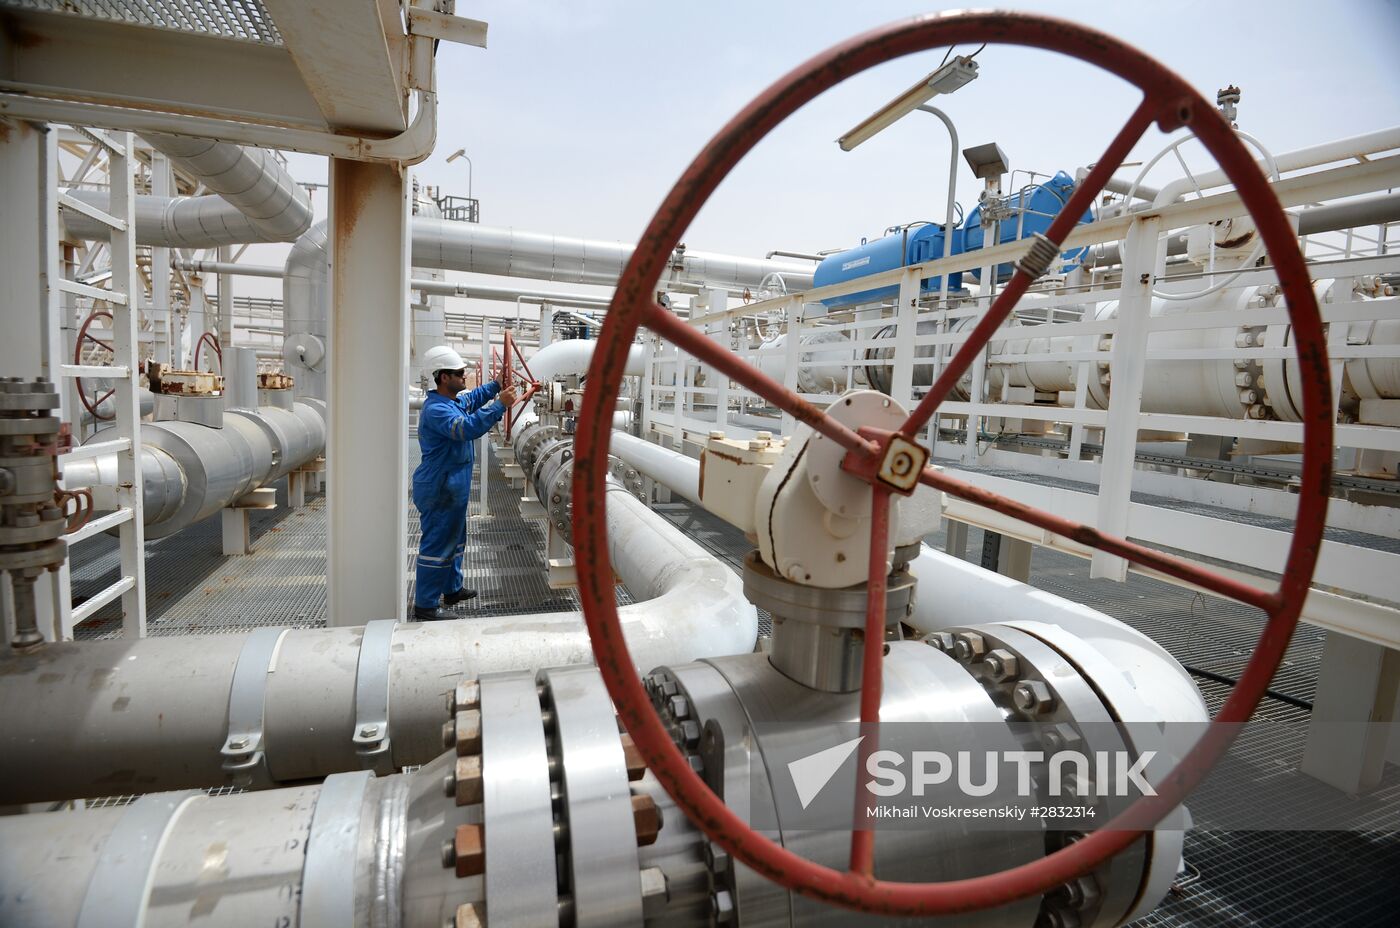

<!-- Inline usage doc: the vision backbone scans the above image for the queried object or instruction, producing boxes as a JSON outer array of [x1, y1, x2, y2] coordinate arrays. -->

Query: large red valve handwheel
[[572, 11, 1333, 917], [74, 309, 117, 421], [495, 329, 539, 440]]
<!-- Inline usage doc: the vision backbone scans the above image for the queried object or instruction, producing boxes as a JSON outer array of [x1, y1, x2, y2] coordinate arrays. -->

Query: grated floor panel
[[64, 443, 1398, 926]]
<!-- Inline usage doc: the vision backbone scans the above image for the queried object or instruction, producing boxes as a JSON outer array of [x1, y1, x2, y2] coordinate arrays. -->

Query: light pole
[[446, 147, 473, 200]]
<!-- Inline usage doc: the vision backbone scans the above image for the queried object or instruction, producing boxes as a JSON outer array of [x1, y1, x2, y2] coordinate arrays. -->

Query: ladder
[[54, 129, 147, 639]]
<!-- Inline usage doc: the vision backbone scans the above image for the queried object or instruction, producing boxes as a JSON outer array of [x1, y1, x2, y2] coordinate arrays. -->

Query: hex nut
[[983, 648, 1019, 682], [926, 632, 956, 653], [1044, 908, 1082, 928], [668, 694, 689, 719], [632, 793, 662, 846], [1013, 680, 1055, 715], [619, 732, 646, 781], [453, 680, 480, 712], [953, 632, 986, 662], [454, 824, 485, 878], [640, 866, 670, 918], [680, 719, 701, 747], [455, 755, 483, 806], [704, 841, 731, 875], [455, 902, 485, 928], [455, 708, 483, 755], [1042, 722, 1082, 754], [712, 889, 735, 924]]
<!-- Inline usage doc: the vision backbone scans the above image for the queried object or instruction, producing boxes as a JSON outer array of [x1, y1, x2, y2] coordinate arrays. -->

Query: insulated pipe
[[0, 480, 756, 804], [609, 431, 702, 505], [61, 191, 290, 248], [1150, 125, 1400, 208], [410, 219, 816, 290], [172, 259, 284, 277], [0, 757, 454, 928], [59, 400, 327, 539], [1090, 190, 1400, 267], [412, 277, 613, 310], [527, 338, 646, 383], [284, 220, 805, 400], [138, 132, 314, 241]]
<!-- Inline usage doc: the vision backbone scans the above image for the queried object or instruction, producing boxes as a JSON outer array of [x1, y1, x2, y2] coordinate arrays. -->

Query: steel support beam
[[327, 159, 410, 626]]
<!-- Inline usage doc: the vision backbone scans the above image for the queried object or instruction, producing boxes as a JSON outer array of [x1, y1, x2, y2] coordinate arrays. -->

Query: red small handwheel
[[74, 309, 117, 422], [495, 329, 540, 440], [571, 11, 1332, 918]]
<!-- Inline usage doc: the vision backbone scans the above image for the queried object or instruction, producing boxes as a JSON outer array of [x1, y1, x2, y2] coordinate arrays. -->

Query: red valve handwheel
[[572, 11, 1332, 917], [74, 309, 118, 421], [497, 329, 539, 441], [193, 332, 223, 374]]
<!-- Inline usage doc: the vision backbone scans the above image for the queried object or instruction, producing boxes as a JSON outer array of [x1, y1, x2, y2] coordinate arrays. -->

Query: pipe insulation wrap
[[526, 338, 645, 382], [61, 135, 312, 246], [0, 472, 755, 803], [0, 758, 453, 928], [61, 400, 326, 538]]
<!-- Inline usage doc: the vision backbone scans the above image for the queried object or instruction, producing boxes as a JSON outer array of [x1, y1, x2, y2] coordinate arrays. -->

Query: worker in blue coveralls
[[412, 345, 517, 622]]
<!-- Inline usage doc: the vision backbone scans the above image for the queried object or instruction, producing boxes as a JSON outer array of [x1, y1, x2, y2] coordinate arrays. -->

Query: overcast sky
[[248, 1, 1400, 309]]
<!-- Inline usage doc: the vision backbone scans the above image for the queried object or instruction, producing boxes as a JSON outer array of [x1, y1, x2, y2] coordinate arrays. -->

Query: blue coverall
[[412, 382, 504, 609]]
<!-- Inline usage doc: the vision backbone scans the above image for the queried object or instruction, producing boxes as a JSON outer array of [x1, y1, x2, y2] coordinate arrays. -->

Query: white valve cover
[[754, 421, 900, 588]]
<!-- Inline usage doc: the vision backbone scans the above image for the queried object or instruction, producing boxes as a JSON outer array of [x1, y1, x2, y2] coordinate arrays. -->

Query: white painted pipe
[[609, 431, 702, 506], [1151, 125, 1400, 207], [527, 339, 645, 382], [0, 481, 755, 803]]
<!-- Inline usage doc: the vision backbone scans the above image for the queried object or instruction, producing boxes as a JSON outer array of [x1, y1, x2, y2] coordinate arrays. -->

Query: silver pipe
[[62, 190, 287, 248], [62, 400, 326, 539], [410, 219, 816, 290], [139, 132, 313, 240], [1089, 190, 1400, 267], [0, 759, 450, 928], [172, 259, 284, 278], [0, 453, 755, 803], [285, 218, 811, 400]]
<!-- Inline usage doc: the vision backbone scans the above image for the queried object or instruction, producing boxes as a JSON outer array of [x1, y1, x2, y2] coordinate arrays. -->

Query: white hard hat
[[423, 345, 467, 377]]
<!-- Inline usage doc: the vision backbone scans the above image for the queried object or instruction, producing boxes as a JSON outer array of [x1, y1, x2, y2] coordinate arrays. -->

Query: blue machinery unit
[[812, 171, 1091, 308]]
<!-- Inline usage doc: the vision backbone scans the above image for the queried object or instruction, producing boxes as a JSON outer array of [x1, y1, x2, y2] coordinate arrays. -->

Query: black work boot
[[442, 588, 478, 607], [413, 605, 456, 622]]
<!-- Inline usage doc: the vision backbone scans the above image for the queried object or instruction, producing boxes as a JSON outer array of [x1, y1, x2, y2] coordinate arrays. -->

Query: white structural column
[[890, 267, 920, 409], [0, 118, 64, 645], [0, 119, 60, 381], [151, 151, 174, 366], [107, 132, 148, 636], [1091, 215, 1163, 580], [1300, 635, 1399, 794], [327, 159, 410, 626], [780, 297, 801, 435]]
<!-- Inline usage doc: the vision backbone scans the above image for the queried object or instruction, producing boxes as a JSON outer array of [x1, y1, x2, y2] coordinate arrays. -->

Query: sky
[[247, 0, 1400, 313]]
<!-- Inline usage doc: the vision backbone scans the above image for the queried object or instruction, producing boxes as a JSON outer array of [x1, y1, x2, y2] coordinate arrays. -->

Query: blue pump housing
[[812, 223, 961, 310], [959, 171, 1091, 282], [813, 170, 1091, 308]]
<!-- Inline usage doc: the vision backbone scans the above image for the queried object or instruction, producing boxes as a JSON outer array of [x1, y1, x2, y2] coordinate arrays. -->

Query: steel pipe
[[60, 400, 326, 539], [609, 430, 702, 505], [0, 472, 755, 803]]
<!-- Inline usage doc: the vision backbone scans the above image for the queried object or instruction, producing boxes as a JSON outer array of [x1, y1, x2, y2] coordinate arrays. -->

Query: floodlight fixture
[[962, 141, 1009, 180], [837, 56, 979, 151]]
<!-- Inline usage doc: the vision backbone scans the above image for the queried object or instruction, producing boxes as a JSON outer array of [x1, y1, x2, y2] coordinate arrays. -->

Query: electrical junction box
[[700, 432, 787, 535]]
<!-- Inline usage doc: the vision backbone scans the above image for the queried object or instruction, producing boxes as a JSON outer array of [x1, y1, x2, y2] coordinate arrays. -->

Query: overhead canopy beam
[[260, 0, 407, 134], [0, 8, 329, 131]]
